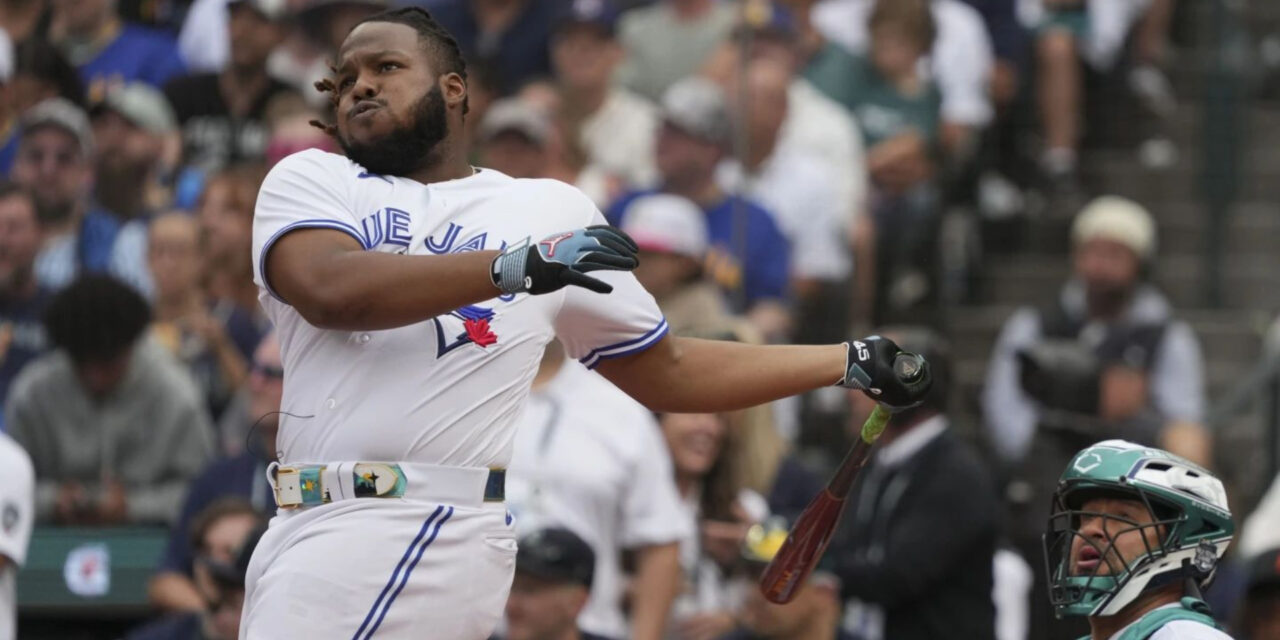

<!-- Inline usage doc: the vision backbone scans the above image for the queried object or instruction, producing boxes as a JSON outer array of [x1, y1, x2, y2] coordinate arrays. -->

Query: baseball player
[[0, 432, 34, 640], [1043, 440, 1234, 640], [244, 7, 931, 639]]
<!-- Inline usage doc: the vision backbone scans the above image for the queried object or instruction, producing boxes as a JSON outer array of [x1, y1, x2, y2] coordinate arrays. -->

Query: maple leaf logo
[[463, 317, 498, 348]]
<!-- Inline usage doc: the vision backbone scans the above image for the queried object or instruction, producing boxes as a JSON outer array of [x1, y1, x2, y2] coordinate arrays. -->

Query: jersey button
[[359, 334, 371, 344], [326, 398, 337, 409]]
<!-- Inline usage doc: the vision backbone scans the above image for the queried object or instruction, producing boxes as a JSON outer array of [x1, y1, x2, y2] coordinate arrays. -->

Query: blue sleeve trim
[[258, 219, 369, 303], [579, 319, 670, 370]]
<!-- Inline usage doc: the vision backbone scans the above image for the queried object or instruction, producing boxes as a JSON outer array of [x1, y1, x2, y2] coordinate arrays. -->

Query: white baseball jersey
[[0, 433, 35, 640], [251, 149, 668, 469], [505, 359, 689, 638]]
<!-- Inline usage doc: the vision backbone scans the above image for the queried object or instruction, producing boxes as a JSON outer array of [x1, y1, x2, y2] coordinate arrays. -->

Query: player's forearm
[[275, 245, 503, 331], [600, 337, 846, 413], [629, 543, 680, 640]]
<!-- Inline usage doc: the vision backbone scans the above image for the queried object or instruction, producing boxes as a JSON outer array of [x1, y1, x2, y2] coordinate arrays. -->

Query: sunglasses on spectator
[[251, 362, 284, 379]]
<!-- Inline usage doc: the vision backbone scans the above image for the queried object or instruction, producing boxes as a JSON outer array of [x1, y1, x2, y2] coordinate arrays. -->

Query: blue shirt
[[79, 23, 186, 96], [0, 287, 52, 425], [158, 449, 275, 576], [608, 190, 790, 309]]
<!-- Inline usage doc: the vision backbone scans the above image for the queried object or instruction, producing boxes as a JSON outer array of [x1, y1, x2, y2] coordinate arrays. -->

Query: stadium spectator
[[615, 0, 735, 102], [503, 527, 611, 640], [811, 0, 995, 152], [0, 430, 33, 640], [829, 327, 998, 640], [608, 77, 790, 338], [844, 0, 946, 321], [149, 331, 280, 613], [2, 39, 83, 193], [1238, 547, 1280, 640], [428, 0, 561, 97], [49, 0, 185, 95], [477, 97, 555, 180], [165, 0, 294, 173], [661, 410, 769, 640], [717, 520, 853, 640], [129, 499, 266, 640], [1032, 0, 1176, 185], [548, 0, 658, 203], [90, 81, 179, 222], [506, 341, 686, 640], [983, 196, 1208, 639], [148, 212, 249, 421], [196, 164, 271, 351], [89, 81, 182, 298], [716, 58, 851, 310], [0, 184, 51, 417], [12, 98, 148, 290], [706, 4, 867, 230], [617, 192, 731, 336], [6, 275, 214, 526]]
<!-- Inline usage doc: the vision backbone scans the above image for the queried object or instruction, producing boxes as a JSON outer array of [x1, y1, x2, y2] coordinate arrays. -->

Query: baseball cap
[[557, 0, 620, 36], [92, 82, 177, 135], [1071, 195, 1157, 259], [229, 0, 287, 21], [660, 76, 731, 145], [515, 527, 596, 589], [619, 193, 708, 259], [479, 99, 551, 146], [22, 97, 92, 157]]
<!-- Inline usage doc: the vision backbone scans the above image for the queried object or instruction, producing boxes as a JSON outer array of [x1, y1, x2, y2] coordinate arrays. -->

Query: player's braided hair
[[311, 6, 469, 139]]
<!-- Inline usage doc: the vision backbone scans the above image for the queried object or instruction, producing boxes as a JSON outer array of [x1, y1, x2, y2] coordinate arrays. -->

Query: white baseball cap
[[620, 193, 708, 259], [1072, 195, 1157, 259]]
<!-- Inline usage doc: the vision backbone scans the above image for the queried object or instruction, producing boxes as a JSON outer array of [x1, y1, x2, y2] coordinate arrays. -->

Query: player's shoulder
[[270, 148, 357, 175], [478, 173, 600, 223], [1148, 620, 1234, 640]]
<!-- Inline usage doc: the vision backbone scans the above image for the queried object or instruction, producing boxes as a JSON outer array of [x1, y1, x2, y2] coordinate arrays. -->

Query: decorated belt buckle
[[274, 466, 303, 509], [353, 463, 407, 499]]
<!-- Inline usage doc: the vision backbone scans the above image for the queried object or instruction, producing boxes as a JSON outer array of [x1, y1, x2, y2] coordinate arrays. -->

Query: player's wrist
[[491, 240, 532, 294]]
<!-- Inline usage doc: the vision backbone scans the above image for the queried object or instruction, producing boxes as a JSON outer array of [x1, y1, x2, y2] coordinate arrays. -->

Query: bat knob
[[893, 353, 925, 383]]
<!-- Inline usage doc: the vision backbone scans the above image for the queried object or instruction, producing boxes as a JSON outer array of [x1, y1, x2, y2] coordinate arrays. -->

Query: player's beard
[[340, 85, 448, 178]]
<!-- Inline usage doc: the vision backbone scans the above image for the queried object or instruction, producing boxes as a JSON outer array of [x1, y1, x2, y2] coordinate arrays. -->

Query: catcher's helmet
[[1043, 440, 1234, 617]]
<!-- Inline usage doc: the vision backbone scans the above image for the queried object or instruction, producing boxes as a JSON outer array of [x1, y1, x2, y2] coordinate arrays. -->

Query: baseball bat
[[758, 353, 926, 604]]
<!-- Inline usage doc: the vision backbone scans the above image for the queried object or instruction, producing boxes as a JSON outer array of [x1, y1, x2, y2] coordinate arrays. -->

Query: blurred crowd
[[0, 0, 1276, 639]]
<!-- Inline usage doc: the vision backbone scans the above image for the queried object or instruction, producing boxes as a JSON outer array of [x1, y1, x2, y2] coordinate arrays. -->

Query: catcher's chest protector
[[1077, 598, 1221, 640]]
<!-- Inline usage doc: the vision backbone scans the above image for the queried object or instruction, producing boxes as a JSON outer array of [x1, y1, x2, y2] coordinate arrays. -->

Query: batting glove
[[838, 335, 932, 410], [491, 225, 639, 295]]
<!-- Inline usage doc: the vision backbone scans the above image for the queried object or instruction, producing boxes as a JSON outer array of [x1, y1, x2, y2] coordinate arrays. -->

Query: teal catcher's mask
[[1042, 440, 1234, 618]]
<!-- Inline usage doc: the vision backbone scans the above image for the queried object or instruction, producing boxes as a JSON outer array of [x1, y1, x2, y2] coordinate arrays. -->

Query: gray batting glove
[[491, 225, 639, 295]]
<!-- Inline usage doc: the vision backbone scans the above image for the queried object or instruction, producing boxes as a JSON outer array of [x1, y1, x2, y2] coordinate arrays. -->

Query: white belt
[[266, 461, 504, 510]]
